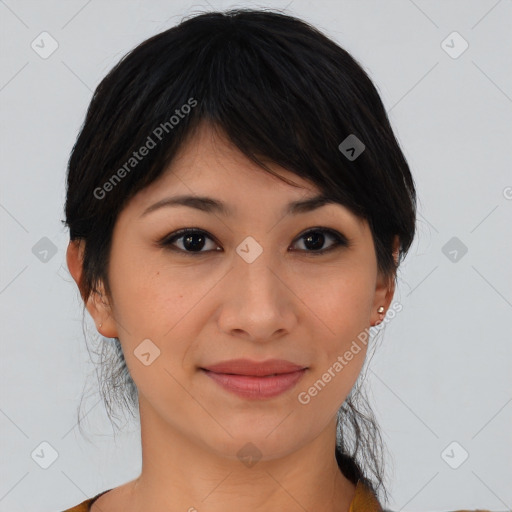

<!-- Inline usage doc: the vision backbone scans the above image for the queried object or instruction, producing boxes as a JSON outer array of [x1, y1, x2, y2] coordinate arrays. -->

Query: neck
[[122, 396, 357, 512]]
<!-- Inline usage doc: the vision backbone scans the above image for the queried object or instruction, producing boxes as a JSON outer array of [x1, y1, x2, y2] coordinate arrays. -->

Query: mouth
[[201, 358, 307, 376], [200, 359, 308, 400]]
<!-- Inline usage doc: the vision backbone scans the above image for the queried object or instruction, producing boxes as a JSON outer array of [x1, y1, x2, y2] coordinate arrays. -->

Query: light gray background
[[1, 1, 511, 511]]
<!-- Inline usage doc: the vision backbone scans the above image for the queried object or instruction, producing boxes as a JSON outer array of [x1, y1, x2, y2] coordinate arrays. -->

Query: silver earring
[[377, 306, 385, 314]]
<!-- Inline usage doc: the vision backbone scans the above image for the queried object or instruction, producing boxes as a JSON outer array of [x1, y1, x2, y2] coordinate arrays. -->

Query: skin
[[67, 121, 398, 512]]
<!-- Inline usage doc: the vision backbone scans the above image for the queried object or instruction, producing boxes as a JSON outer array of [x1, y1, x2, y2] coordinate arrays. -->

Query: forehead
[[129, 122, 322, 211], [120, 121, 368, 235], [169, 122, 314, 189]]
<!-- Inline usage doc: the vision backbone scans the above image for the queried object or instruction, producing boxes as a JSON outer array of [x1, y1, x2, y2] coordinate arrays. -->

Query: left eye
[[293, 228, 347, 253], [159, 228, 348, 255]]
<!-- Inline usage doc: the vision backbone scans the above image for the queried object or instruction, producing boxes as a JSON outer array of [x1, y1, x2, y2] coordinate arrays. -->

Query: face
[[69, 122, 396, 462]]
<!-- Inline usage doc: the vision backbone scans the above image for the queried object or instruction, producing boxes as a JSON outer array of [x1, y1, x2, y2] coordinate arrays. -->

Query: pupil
[[184, 233, 205, 251], [305, 232, 324, 250]]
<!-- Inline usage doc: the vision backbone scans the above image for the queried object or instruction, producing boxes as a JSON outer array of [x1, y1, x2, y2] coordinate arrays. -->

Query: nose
[[216, 249, 298, 344]]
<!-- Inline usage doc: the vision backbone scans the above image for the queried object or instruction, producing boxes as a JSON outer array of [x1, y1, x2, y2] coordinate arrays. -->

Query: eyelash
[[157, 227, 349, 256]]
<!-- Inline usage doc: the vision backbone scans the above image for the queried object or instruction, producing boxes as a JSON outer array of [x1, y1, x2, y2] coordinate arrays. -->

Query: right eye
[[159, 228, 221, 254]]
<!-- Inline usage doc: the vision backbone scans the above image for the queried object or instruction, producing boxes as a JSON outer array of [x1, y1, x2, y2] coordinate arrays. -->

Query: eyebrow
[[140, 193, 336, 218]]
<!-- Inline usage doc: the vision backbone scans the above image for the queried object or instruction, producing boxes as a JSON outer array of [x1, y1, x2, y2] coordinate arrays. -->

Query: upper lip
[[201, 359, 307, 377]]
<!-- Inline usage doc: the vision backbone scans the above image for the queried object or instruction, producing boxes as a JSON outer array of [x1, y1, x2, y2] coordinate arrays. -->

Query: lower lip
[[201, 369, 307, 400]]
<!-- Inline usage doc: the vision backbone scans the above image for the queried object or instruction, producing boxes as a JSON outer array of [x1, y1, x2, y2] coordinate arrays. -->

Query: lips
[[201, 358, 306, 376], [200, 359, 308, 400]]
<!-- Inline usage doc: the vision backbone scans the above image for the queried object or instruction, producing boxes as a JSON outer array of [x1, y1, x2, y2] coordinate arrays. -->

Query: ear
[[370, 235, 400, 327], [66, 239, 119, 339]]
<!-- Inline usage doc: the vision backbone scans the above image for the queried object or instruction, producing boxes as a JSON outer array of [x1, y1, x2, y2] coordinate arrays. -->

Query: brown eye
[[291, 228, 348, 255], [160, 229, 220, 253], [159, 227, 348, 256]]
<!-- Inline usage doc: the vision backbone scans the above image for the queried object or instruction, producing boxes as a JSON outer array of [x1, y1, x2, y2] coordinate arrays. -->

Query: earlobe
[[66, 240, 118, 338], [86, 287, 117, 338], [371, 274, 396, 327], [370, 235, 400, 326]]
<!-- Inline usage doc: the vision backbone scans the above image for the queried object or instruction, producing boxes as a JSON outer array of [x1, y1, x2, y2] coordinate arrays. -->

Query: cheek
[[295, 268, 374, 407], [107, 247, 185, 336], [107, 255, 205, 385], [296, 328, 368, 425], [303, 266, 375, 338]]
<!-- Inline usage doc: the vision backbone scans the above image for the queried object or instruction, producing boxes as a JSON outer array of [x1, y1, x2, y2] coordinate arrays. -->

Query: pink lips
[[201, 359, 307, 400]]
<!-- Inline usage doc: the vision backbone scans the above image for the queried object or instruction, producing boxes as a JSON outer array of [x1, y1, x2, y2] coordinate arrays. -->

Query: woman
[[61, 8, 488, 512]]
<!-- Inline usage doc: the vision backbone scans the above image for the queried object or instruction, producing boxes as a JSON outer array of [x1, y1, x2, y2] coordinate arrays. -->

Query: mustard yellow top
[[61, 479, 492, 512], [62, 479, 381, 511]]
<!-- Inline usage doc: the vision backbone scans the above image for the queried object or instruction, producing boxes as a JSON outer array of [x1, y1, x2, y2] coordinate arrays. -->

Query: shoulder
[[60, 498, 94, 512], [350, 479, 383, 512], [60, 489, 111, 512], [349, 481, 492, 512]]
